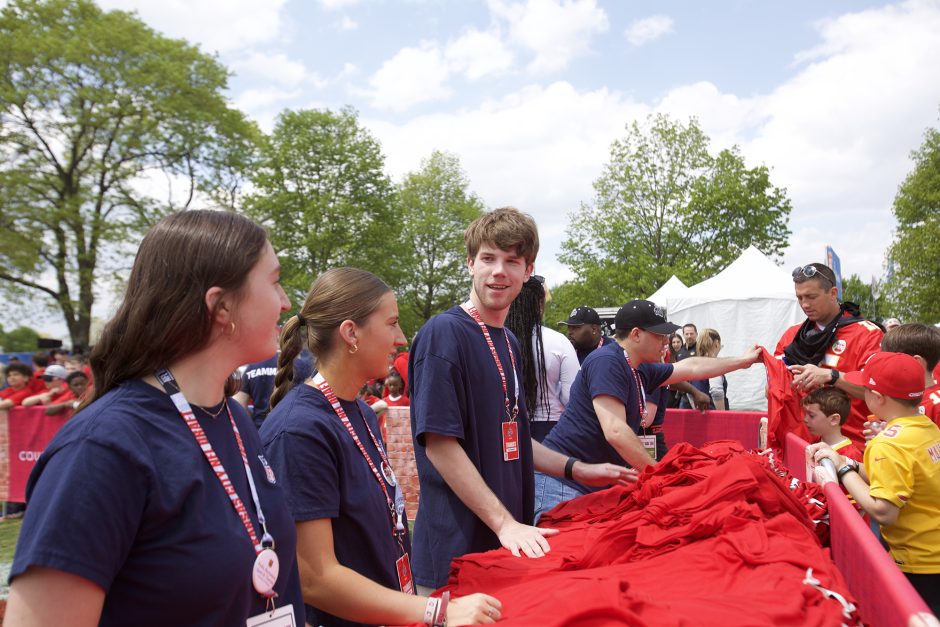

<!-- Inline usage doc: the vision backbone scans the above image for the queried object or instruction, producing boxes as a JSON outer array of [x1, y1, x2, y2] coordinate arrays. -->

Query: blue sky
[[8, 0, 940, 338]]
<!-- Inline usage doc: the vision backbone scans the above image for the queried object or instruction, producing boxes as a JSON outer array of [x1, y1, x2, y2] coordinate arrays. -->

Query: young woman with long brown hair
[[7, 210, 303, 626], [261, 267, 501, 627]]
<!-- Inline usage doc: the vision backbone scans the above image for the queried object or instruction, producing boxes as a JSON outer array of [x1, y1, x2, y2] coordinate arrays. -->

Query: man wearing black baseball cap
[[559, 306, 613, 364], [535, 299, 761, 520]]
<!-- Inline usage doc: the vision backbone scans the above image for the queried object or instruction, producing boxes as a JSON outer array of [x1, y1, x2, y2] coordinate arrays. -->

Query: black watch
[[828, 369, 839, 385]]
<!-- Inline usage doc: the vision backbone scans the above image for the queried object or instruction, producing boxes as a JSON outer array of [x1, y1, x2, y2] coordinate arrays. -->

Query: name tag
[[639, 434, 657, 459], [247, 604, 295, 627], [502, 421, 520, 461], [397, 552, 415, 594]]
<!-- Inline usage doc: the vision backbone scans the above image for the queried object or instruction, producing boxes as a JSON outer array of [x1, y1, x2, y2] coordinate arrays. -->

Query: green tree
[[0, 0, 258, 350], [560, 114, 791, 305], [394, 150, 485, 337], [0, 325, 41, 352], [841, 274, 878, 320], [246, 107, 398, 305], [883, 121, 940, 323]]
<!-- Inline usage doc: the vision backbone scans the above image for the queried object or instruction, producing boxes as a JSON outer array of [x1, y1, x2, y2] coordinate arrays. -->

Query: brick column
[[385, 407, 420, 520]]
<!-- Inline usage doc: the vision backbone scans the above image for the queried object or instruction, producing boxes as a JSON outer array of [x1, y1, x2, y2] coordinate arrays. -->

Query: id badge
[[396, 553, 415, 595], [639, 434, 657, 459], [247, 604, 295, 627], [502, 421, 520, 461]]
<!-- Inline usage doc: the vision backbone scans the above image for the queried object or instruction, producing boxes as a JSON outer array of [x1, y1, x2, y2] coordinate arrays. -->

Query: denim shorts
[[533, 472, 589, 524]]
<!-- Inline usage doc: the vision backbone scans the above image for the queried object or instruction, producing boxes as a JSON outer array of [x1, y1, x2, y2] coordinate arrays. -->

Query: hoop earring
[[348, 343, 358, 354], [225, 321, 236, 336]]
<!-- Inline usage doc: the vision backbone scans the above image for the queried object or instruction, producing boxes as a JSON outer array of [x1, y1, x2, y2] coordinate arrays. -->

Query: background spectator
[[0, 362, 34, 409]]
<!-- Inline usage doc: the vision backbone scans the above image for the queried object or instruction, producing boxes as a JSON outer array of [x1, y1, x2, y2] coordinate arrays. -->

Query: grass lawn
[[0, 519, 22, 563]]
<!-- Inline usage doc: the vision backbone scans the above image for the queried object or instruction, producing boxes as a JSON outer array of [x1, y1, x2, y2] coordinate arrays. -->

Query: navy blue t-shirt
[[575, 334, 614, 364], [409, 306, 534, 589], [241, 352, 314, 428], [10, 379, 303, 626], [260, 383, 410, 627], [543, 342, 673, 475]]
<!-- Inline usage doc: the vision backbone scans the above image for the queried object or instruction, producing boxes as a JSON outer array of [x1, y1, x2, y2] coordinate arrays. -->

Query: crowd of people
[[2, 207, 938, 624]]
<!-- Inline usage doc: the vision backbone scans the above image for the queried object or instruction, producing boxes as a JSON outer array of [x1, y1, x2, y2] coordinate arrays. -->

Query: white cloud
[[96, 0, 288, 54], [487, 0, 609, 74], [624, 14, 674, 47], [367, 81, 649, 275], [336, 16, 359, 30], [644, 0, 940, 280], [232, 88, 301, 132], [445, 28, 514, 80], [318, 0, 360, 10], [365, 42, 453, 111], [231, 52, 324, 89]]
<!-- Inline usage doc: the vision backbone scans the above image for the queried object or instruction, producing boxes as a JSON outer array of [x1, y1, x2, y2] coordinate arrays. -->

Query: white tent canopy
[[664, 245, 805, 411], [647, 275, 688, 304]]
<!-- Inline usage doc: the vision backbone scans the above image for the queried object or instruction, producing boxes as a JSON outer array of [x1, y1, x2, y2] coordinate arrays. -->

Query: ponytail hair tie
[[296, 313, 306, 328]]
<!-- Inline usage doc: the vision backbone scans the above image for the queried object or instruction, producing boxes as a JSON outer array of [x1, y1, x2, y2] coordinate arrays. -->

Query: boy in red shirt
[[0, 363, 35, 410], [22, 364, 69, 407], [802, 386, 863, 462]]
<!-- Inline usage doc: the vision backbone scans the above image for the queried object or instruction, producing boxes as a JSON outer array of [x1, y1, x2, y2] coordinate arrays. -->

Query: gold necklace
[[193, 399, 227, 418]]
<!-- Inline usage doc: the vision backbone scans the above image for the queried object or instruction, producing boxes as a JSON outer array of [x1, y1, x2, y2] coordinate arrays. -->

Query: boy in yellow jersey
[[811, 352, 940, 615], [802, 386, 863, 462]]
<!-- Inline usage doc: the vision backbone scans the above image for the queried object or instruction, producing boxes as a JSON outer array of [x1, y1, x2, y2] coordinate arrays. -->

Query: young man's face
[[6, 371, 28, 390], [468, 243, 532, 316], [683, 326, 697, 347], [802, 402, 834, 437]]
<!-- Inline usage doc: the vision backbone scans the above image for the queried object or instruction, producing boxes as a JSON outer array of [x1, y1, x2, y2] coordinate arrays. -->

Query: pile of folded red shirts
[[436, 441, 861, 626]]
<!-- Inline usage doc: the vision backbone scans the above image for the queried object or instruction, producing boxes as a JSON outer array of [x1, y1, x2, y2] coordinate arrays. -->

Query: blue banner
[[825, 246, 843, 300]]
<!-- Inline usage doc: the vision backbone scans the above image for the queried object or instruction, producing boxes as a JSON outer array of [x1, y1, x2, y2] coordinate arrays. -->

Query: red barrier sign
[[4, 406, 72, 502]]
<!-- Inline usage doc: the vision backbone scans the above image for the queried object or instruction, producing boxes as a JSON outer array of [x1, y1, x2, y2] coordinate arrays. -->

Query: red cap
[[843, 352, 925, 400]]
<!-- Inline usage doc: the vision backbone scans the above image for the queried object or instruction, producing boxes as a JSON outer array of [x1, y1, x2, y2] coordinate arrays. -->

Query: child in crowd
[[44, 371, 91, 416], [21, 365, 69, 407], [802, 386, 863, 462], [811, 352, 940, 615], [0, 363, 34, 409], [382, 371, 410, 408], [880, 323, 940, 426]]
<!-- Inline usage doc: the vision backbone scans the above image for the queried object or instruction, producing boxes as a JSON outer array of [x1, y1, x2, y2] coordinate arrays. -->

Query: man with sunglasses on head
[[775, 263, 884, 448]]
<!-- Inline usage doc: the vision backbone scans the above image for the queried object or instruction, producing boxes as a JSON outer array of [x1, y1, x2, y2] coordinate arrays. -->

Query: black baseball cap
[[559, 306, 601, 326], [615, 300, 680, 335]]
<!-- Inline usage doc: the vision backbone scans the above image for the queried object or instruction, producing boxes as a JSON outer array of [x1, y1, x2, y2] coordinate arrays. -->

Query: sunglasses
[[792, 265, 834, 287]]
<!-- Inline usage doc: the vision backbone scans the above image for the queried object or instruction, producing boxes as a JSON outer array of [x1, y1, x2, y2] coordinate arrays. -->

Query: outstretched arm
[[425, 433, 558, 557]]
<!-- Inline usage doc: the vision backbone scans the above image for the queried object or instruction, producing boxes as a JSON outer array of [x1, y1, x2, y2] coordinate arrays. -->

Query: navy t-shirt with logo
[[10, 379, 303, 626], [241, 352, 314, 428], [261, 383, 409, 627], [409, 306, 535, 589], [543, 341, 672, 485]]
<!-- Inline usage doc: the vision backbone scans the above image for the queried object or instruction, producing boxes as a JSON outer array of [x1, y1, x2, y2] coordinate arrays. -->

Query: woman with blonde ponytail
[[261, 267, 501, 627]]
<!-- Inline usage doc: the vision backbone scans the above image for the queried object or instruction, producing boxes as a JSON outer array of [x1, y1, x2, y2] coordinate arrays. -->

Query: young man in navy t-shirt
[[536, 300, 762, 520], [409, 207, 634, 591]]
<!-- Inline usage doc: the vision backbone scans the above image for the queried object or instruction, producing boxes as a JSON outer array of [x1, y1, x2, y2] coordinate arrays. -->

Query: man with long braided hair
[[506, 277, 579, 442]]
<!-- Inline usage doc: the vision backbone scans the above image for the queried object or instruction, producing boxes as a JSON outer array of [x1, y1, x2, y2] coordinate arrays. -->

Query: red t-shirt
[[29, 369, 47, 394], [921, 381, 940, 427], [382, 394, 410, 407], [775, 317, 884, 448], [0, 385, 34, 407], [832, 437, 864, 463], [50, 389, 76, 404], [392, 352, 410, 395]]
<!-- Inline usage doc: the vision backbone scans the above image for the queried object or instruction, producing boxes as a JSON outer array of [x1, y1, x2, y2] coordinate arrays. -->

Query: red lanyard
[[463, 302, 519, 422], [313, 374, 405, 539], [622, 351, 647, 424], [597, 336, 604, 349], [156, 369, 269, 554]]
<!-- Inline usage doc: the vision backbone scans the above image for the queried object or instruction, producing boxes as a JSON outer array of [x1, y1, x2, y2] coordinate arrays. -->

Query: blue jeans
[[533, 472, 589, 524]]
